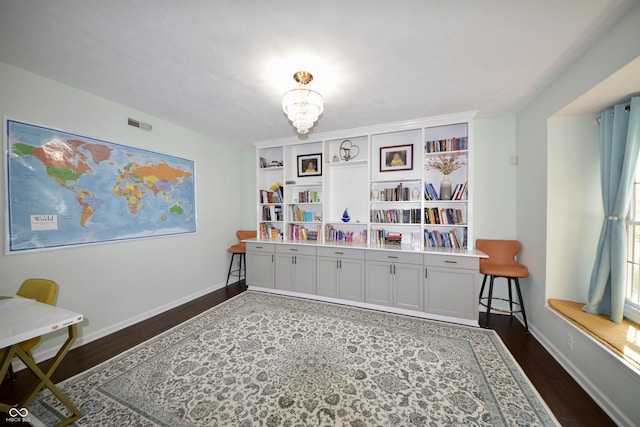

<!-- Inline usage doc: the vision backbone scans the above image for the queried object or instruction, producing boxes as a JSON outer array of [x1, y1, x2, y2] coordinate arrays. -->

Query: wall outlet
[[566, 334, 574, 350]]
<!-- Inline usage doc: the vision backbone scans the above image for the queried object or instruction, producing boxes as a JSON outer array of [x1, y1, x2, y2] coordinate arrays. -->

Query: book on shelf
[[384, 233, 402, 245], [289, 206, 320, 222], [298, 190, 320, 203], [324, 224, 367, 243], [370, 208, 421, 224], [260, 187, 283, 204], [287, 223, 321, 241], [260, 223, 281, 240], [424, 136, 468, 153], [424, 228, 467, 249], [424, 183, 439, 201], [372, 182, 413, 202], [423, 207, 464, 225], [262, 205, 283, 221], [451, 181, 468, 200]]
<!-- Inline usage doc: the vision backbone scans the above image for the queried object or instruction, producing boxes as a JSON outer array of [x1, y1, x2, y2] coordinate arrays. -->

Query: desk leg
[[1, 325, 82, 427]]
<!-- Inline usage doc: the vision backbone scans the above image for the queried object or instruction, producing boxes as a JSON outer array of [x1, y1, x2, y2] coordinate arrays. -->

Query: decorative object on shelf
[[297, 153, 322, 177], [411, 187, 420, 201], [342, 208, 350, 222], [425, 152, 466, 200], [440, 175, 453, 200], [282, 71, 324, 135], [380, 144, 413, 172], [332, 154, 339, 163], [339, 140, 360, 161]]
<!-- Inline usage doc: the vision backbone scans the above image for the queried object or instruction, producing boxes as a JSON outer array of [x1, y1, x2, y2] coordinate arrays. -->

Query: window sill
[[548, 299, 640, 372]]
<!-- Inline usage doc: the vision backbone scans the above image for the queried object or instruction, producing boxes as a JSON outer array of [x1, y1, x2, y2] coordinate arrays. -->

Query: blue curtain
[[584, 96, 640, 323]]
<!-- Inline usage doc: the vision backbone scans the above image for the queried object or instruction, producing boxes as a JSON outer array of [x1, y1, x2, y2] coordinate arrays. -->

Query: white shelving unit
[[254, 112, 476, 249]]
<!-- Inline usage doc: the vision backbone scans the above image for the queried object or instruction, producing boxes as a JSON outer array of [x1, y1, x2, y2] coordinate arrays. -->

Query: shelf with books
[[323, 223, 368, 244], [424, 227, 467, 249]]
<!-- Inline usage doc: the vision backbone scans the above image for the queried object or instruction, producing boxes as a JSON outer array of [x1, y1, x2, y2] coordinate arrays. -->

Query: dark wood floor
[[1, 282, 615, 427]]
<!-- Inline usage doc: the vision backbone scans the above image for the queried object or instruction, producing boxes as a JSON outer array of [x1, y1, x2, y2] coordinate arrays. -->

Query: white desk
[[0, 296, 83, 426]]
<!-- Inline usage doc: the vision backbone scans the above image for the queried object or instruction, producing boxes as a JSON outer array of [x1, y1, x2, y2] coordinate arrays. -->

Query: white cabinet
[[365, 251, 424, 311], [246, 242, 275, 288], [275, 244, 317, 293], [316, 247, 365, 302], [424, 254, 479, 320]]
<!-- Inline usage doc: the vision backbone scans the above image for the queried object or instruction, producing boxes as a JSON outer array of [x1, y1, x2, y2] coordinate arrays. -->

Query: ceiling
[[0, 0, 637, 146]]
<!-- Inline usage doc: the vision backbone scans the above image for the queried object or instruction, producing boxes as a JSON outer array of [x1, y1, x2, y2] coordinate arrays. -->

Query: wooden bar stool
[[226, 230, 256, 287], [476, 239, 529, 332]]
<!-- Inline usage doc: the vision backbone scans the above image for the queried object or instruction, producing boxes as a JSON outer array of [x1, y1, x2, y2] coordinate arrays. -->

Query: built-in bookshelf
[[253, 112, 476, 249]]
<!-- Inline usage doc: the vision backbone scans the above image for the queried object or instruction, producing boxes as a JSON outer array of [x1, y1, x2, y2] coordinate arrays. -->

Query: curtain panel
[[584, 96, 640, 323]]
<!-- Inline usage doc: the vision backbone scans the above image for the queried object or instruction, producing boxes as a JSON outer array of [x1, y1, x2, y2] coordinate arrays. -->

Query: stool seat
[[476, 239, 530, 332]]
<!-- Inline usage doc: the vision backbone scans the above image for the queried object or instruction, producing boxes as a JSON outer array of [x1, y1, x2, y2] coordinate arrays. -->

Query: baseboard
[[14, 281, 229, 372], [531, 308, 638, 427]]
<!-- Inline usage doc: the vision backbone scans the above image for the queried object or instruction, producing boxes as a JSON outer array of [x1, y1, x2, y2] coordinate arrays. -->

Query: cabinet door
[[293, 254, 316, 294], [426, 267, 478, 320], [394, 263, 424, 311], [339, 258, 365, 302], [317, 257, 340, 298], [246, 252, 274, 288], [275, 254, 295, 291], [365, 261, 393, 306]]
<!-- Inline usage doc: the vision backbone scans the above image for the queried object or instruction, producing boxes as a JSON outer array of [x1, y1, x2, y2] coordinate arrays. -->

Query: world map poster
[[5, 119, 196, 252]]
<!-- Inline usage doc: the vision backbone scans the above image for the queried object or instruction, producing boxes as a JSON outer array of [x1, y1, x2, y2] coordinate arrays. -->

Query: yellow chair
[[226, 230, 257, 286], [476, 239, 529, 332], [1, 278, 58, 382]]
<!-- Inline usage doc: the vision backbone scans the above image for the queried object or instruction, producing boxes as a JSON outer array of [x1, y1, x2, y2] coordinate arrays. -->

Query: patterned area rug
[[29, 291, 559, 426]]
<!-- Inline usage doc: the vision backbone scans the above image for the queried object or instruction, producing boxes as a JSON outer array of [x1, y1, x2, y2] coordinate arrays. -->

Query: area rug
[[29, 291, 559, 426]]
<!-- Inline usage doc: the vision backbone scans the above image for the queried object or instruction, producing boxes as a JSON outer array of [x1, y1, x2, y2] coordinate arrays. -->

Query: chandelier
[[282, 71, 324, 135]]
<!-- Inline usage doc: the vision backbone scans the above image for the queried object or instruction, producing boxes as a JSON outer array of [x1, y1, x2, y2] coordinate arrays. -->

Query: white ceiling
[[0, 0, 637, 146]]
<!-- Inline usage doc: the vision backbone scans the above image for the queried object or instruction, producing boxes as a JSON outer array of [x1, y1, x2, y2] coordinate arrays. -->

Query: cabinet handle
[[387, 255, 398, 259], [389, 264, 393, 275], [339, 260, 342, 269], [335, 251, 344, 255], [425, 268, 428, 279], [271, 254, 274, 262], [255, 246, 263, 249], [337, 260, 340, 269], [290, 248, 298, 251], [444, 260, 457, 264], [394, 265, 396, 274]]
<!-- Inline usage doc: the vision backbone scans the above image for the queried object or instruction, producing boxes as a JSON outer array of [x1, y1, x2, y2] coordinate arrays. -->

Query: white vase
[[440, 175, 452, 200]]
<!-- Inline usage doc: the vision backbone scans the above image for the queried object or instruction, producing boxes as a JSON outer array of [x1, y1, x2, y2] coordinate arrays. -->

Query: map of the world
[[5, 120, 196, 252]]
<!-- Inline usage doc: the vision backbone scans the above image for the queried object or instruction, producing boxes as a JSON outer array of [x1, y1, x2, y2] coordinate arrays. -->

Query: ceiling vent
[[127, 118, 152, 131]]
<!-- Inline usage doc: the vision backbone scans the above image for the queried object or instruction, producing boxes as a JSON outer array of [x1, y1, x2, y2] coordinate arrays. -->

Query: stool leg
[[240, 253, 245, 282], [507, 278, 514, 315], [486, 275, 495, 324], [479, 274, 488, 302], [226, 253, 236, 287], [514, 278, 529, 332]]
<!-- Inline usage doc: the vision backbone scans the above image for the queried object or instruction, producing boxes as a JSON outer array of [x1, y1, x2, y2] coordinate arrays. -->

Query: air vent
[[127, 118, 152, 131]]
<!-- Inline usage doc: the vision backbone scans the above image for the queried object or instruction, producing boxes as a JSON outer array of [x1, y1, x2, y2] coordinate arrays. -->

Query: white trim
[[534, 305, 640, 427], [248, 285, 479, 327]]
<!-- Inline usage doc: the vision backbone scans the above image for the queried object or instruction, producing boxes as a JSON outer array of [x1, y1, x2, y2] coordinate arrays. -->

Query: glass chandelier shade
[[282, 71, 323, 135]]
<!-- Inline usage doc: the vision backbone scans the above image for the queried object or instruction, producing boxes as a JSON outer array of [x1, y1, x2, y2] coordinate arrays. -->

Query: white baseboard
[[531, 309, 639, 427], [14, 281, 230, 372]]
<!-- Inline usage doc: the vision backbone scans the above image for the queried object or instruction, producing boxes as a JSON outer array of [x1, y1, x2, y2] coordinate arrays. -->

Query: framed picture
[[297, 153, 322, 177], [380, 144, 413, 172]]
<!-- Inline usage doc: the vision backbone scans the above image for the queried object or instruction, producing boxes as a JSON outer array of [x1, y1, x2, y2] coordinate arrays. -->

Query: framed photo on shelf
[[297, 153, 322, 177], [380, 144, 413, 172]]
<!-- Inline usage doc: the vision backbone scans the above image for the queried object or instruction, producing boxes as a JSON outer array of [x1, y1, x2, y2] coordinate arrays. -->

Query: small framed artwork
[[297, 153, 322, 177], [380, 144, 413, 172]]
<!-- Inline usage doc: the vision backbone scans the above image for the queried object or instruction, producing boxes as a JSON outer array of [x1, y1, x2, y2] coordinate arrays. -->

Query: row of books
[[262, 205, 283, 221], [369, 229, 401, 245], [372, 182, 414, 201], [259, 187, 283, 204], [424, 228, 467, 248], [289, 206, 320, 222], [297, 190, 320, 203], [287, 224, 320, 241], [425, 137, 468, 153], [424, 207, 465, 225], [324, 225, 366, 243], [370, 208, 421, 224], [259, 223, 281, 240], [424, 182, 468, 201]]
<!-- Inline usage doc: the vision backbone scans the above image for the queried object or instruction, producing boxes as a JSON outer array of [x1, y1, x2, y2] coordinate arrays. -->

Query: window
[[625, 161, 640, 324]]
